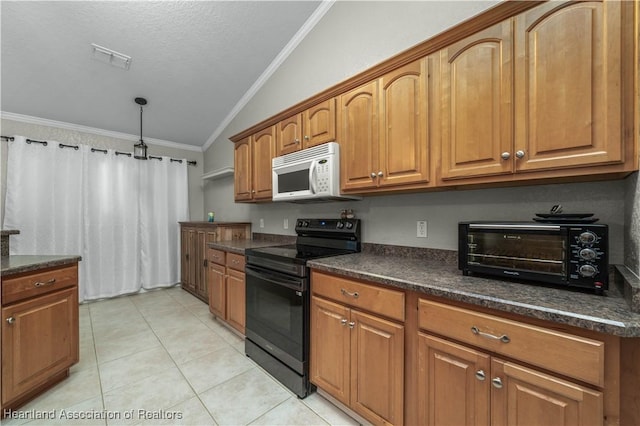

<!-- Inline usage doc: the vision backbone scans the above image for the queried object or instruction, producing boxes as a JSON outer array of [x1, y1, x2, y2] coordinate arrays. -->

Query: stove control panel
[[295, 218, 361, 239]]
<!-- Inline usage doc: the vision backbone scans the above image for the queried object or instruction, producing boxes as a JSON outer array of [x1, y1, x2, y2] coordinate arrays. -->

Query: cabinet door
[[226, 268, 246, 334], [196, 230, 207, 299], [208, 263, 226, 318], [2, 287, 78, 405], [491, 359, 603, 426], [379, 59, 430, 188], [310, 296, 351, 406], [418, 333, 490, 426], [514, 1, 622, 172], [339, 81, 379, 191], [276, 114, 302, 156], [185, 229, 197, 293], [303, 99, 336, 149], [180, 228, 190, 290], [234, 137, 253, 201], [350, 309, 404, 426], [440, 21, 513, 180], [252, 126, 276, 201]]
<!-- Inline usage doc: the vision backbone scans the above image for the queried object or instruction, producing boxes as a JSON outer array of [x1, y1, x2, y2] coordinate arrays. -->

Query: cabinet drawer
[[418, 299, 605, 387], [208, 248, 226, 265], [226, 253, 245, 271], [311, 271, 404, 322], [2, 264, 78, 305]]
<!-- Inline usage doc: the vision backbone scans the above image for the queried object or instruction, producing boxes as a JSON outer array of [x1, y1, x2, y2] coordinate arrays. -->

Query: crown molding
[[0, 111, 203, 153], [202, 0, 336, 152]]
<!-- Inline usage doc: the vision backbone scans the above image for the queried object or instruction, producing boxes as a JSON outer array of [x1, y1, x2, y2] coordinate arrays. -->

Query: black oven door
[[245, 264, 308, 374]]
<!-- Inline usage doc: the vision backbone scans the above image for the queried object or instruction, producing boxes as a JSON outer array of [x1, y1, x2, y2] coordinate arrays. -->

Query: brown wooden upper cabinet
[[340, 58, 431, 193], [275, 99, 336, 157], [234, 126, 275, 202], [440, 0, 628, 183], [513, 0, 623, 172]]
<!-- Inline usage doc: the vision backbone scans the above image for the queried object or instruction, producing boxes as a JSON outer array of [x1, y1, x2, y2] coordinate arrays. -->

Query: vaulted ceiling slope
[[1, 1, 321, 148]]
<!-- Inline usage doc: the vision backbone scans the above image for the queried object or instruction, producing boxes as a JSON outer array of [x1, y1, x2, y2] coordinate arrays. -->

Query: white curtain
[[3, 136, 190, 302], [3, 136, 83, 256], [139, 157, 188, 289]]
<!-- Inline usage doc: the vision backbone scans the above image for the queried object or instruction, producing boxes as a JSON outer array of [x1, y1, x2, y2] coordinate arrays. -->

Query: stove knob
[[579, 248, 597, 261], [303, 221, 310, 227], [336, 222, 345, 229], [578, 231, 597, 245], [345, 222, 354, 229], [578, 264, 598, 278], [297, 221, 303, 228]]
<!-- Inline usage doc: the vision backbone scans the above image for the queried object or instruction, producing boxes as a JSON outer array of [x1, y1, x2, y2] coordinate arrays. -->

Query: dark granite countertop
[[308, 252, 640, 338], [1, 255, 82, 277], [179, 221, 251, 227], [208, 240, 288, 255]]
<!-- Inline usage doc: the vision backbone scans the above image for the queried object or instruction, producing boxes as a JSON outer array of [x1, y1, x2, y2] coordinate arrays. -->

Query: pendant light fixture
[[133, 97, 148, 160]]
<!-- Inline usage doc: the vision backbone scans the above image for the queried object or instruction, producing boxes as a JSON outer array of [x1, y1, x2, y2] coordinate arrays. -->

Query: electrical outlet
[[417, 220, 427, 238], [259, 218, 265, 228], [283, 218, 289, 229]]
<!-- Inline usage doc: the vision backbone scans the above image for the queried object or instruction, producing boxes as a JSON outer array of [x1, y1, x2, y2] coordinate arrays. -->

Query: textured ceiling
[[1, 1, 322, 148]]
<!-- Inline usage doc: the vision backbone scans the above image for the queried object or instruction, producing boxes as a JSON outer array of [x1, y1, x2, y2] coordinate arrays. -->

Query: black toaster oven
[[458, 222, 608, 294]]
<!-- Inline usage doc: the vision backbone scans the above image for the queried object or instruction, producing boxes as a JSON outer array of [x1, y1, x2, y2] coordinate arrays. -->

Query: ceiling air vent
[[91, 43, 131, 70]]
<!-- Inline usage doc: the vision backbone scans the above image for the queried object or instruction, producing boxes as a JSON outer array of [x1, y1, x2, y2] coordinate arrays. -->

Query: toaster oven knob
[[578, 264, 598, 278], [345, 221, 353, 229], [578, 231, 597, 245], [579, 248, 597, 261], [337, 221, 345, 229]]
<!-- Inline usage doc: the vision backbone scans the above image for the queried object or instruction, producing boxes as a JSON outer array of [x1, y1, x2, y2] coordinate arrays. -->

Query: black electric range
[[244, 218, 361, 398]]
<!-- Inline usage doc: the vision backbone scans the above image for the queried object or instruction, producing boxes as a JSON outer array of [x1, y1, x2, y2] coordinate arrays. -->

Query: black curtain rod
[[9, 137, 197, 166], [59, 143, 79, 150]]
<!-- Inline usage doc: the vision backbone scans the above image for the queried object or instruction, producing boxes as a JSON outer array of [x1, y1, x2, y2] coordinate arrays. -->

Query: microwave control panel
[[315, 159, 331, 194], [567, 225, 608, 290]]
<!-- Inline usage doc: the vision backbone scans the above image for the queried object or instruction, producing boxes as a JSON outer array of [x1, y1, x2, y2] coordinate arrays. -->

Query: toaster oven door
[[463, 224, 567, 277]]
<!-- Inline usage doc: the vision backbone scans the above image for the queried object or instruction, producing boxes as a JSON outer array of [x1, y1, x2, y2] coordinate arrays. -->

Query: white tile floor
[[4, 286, 362, 426]]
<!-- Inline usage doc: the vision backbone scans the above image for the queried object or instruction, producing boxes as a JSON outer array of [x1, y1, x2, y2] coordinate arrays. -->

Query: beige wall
[[1, 118, 204, 224], [201, 1, 629, 265]]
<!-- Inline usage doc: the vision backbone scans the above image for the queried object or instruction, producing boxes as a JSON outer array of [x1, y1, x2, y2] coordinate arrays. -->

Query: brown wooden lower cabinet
[[180, 222, 250, 302], [418, 333, 603, 426], [310, 271, 405, 426], [207, 248, 246, 335], [1, 263, 79, 411], [310, 269, 640, 426]]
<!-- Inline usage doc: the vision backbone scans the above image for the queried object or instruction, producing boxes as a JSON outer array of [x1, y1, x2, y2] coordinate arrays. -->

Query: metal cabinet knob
[[294, 138, 300, 144], [6, 317, 15, 325], [501, 152, 511, 160], [370, 172, 377, 178], [491, 377, 503, 389], [304, 135, 310, 140], [341, 318, 348, 326], [377, 171, 383, 177], [348, 321, 356, 329], [515, 150, 525, 159], [475, 370, 486, 381]]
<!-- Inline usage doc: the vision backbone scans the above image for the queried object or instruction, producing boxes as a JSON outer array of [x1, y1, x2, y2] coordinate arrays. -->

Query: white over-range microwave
[[272, 142, 361, 203]]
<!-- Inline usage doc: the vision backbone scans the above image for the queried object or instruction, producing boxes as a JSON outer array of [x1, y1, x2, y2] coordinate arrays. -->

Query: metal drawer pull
[[475, 370, 486, 381], [6, 317, 15, 325], [471, 326, 510, 343], [34, 278, 56, 287], [492, 377, 503, 389], [348, 321, 355, 329], [340, 288, 359, 299], [341, 318, 348, 326]]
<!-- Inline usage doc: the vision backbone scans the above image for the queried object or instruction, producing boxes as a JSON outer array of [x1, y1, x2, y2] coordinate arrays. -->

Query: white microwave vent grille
[[273, 142, 337, 166]]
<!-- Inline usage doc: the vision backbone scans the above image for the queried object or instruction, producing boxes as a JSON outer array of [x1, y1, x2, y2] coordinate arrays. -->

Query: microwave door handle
[[309, 161, 317, 194]]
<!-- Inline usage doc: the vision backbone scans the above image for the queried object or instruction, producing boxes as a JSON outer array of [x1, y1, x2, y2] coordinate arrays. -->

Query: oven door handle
[[245, 265, 305, 292]]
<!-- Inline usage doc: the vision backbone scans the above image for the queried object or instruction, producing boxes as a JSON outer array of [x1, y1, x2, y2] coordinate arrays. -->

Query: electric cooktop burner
[[249, 244, 354, 262]]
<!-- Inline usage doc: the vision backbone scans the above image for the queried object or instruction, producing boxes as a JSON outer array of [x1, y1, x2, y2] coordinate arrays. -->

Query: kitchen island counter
[[308, 252, 640, 337], [1, 255, 82, 277]]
